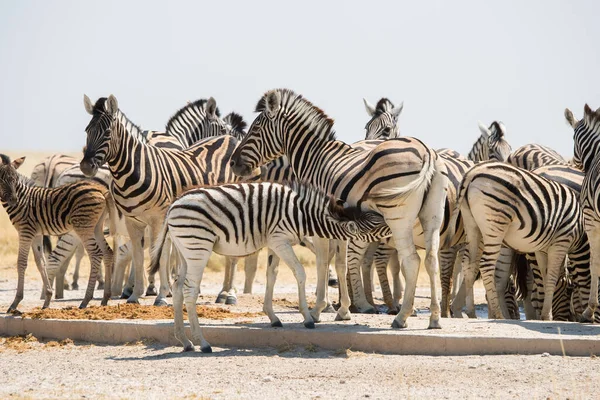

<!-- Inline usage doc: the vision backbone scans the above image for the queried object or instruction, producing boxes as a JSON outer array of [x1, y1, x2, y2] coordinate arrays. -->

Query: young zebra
[[231, 89, 449, 330], [0, 155, 114, 311], [566, 104, 600, 321], [80, 94, 257, 306], [149, 181, 389, 352], [451, 161, 586, 320]]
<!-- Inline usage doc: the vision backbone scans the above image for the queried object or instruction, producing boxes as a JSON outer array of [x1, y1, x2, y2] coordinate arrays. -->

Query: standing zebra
[[231, 89, 449, 330], [566, 105, 600, 321], [80, 94, 254, 306], [450, 161, 587, 320], [149, 181, 389, 352], [0, 154, 115, 311], [507, 144, 568, 170], [363, 97, 403, 140]]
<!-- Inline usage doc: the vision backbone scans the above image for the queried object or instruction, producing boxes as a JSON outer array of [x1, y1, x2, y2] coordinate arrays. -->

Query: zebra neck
[[115, 110, 147, 142], [467, 133, 489, 162], [105, 116, 146, 177]]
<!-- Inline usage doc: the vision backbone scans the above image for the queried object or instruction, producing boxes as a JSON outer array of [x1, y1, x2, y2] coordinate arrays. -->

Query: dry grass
[[23, 304, 262, 321], [332, 347, 367, 358], [0, 333, 74, 353]]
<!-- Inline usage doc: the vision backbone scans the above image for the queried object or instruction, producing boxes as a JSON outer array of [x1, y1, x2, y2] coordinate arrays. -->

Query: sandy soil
[[1, 335, 598, 400]]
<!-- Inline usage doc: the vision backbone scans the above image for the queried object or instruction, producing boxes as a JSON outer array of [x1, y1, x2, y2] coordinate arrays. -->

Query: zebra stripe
[[149, 181, 389, 351], [363, 98, 403, 140], [567, 104, 600, 321], [452, 161, 586, 320], [80, 94, 249, 306], [507, 144, 567, 170], [467, 121, 512, 162], [230, 88, 449, 330], [0, 154, 114, 312]]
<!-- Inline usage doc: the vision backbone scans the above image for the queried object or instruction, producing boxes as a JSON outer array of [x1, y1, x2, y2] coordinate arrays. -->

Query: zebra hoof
[[126, 298, 140, 305], [362, 307, 376, 315], [153, 298, 168, 307], [428, 321, 442, 330], [55, 293, 64, 300], [334, 313, 351, 322], [100, 299, 109, 307], [225, 296, 237, 305], [78, 303, 88, 310], [328, 278, 339, 288], [42, 305, 49, 310], [578, 314, 592, 323], [145, 286, 157, 297], [391, 319, 407, 329], [7, 308, 21, 315], [322, 304, 336, 314], [121, 288, 133, 299], [183, 344, 195, 352], [387, 308, 399, 315], [215, 294, 227, 304], [167, 291, 173, 298], [200, 345, 213, 354], [271, 320, 283, 328], [70, 283, 79, 291], [97, 282, 105, 290], [304, 320, 315, 329]]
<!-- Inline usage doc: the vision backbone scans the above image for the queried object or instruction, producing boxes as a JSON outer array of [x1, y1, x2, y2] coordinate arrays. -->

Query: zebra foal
[[149, 181, 388, 352], [0, 154, 114, 312]]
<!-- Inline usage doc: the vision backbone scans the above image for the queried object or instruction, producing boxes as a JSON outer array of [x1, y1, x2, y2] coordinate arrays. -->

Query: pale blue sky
[[1, 1, 599, 157]]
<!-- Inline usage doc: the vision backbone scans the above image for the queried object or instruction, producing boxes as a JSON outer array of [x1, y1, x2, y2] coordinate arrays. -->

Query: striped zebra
[[507, 144, 568, 170], [450, 161, 587, 320], [230, 88, 449, 330], [0, 154, 115, 312], [80, 94, 254, 306], [363, 97, 403, 140], [565, 104, 600, 322], [148, 181, 389, 352]]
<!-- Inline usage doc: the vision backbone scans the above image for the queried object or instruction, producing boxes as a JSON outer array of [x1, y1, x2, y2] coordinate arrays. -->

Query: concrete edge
[[1, 316, 598, 356]]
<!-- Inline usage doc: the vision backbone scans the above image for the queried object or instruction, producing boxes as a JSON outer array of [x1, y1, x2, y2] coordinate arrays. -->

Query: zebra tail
[[103, 192, 118, 238], [149, 220, 169, 276], [443, 168, 472, 249], [368, 152, 435, 203], [512, 252, 529, 300]]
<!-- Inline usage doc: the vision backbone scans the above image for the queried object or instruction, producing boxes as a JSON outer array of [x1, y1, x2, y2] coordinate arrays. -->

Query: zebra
[[565, 104, 600, 322], [507, 144, 568, 170], [0, 154, 115, 312], [449, 161, 587, 320], [148, 181, 389, 352], [80, 94, 254, 307], [230, 88, 449, 330], [30, 154, 79, 257]]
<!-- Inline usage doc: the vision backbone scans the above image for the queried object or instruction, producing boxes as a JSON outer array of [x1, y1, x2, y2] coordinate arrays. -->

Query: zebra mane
[[0, 155, 34, 186], [165, 99, 220, 135], [224, 112, 247, 139], [90, 97, 147, 143], [373, 98, 395, 116], [255, 89, 337, 141]]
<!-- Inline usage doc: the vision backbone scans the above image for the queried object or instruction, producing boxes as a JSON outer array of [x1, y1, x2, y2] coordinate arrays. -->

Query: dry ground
[[2, 152, 600, 399]]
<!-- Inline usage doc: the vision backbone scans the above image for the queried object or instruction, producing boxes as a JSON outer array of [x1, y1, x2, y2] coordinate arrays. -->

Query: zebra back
[[507, 144, 567, 170], [30, 154, 78, 188]]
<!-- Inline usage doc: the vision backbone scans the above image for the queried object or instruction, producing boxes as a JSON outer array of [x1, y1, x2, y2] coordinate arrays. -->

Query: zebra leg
[[463, 236, 482, 318], [124, 219, 147, 304], [522, 255, 537, 320], [333, 240, 352, 321], [32, 236, 53, 309], [217, 256, 235, 304], [172, 257, 193, 351], [272, 243, 314, 328], [243, 251, 259, 294], [225, 258, 239, 305], [539, 248, 568, 321], [347, 239, 376, 314], [183, 255, 212, 353], [478, 236, 505, 320], [583, 226, 600, 322], [71, 242, 85, 290], [494, 246, 515, 319], [8, 234, 35, 313], [390, 250, 404, 314], [450, 250, 465, 316], [114, 241, 132, 297], [440, 246, 458, 318], [310, 236, 335, 323], [263, 250, 283, 327], [374, 246, 396, 314], [94, 219, 114, 306], [78, 231, 104, 309], [360, 242, 380, 309], [50, 234, 79, 299]]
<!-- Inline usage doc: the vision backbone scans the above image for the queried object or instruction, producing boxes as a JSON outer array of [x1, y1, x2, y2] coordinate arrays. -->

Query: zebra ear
[[207, 97, 218, 120], [83, 94, 94, 115], [106, 95, 119, 115], [363, 98, 376, 117], [391, 101, 404, 119], [564, 108, 577, 128], [584, 104, 593, 117], [477, 121, 491, 137], [11, 156, 25, 170], [265, 91, 281, 117]]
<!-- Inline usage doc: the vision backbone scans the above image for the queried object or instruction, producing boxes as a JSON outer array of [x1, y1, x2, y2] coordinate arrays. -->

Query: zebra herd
[[1, 88, 599, 352]]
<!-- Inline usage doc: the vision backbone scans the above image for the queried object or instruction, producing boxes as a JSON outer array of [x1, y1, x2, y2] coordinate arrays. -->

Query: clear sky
[[1, 1, 599, 158]]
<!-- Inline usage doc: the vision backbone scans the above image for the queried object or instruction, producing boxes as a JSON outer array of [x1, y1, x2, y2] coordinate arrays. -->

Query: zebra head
[[0, 154, 25, 207], [166, 98, 232, 146], [477, 121, 512, 161], [363, 98, 403, 140], [230, 90, 287, 177], [81, 94, 118, 177], [570, 105, 600, 172], [223, 112, 247, 140], [328, 202, 390, 241]]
